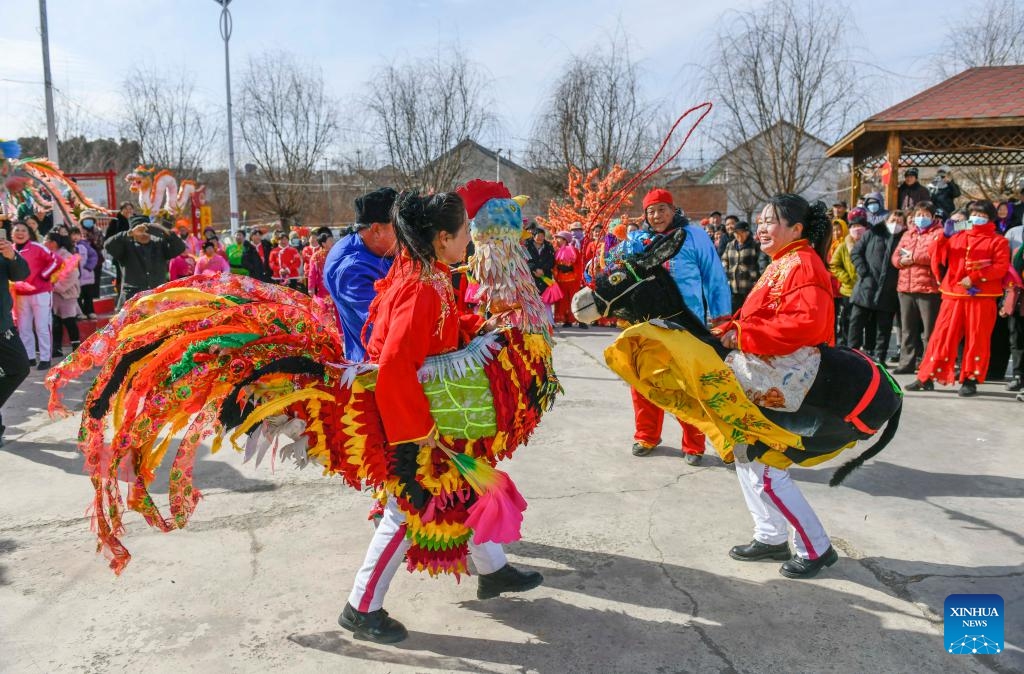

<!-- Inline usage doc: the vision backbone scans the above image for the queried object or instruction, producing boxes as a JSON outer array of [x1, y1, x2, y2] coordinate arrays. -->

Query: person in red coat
[[552, 230, 583, 326], [713, 194, 840, 579], [340, 191, 542, 644], [268, 237, 302, 286], [907, 200, 1011, 396]]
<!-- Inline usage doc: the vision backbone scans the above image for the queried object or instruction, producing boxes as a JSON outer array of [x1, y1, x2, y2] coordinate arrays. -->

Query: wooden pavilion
[[826, 65, 1024, 207]]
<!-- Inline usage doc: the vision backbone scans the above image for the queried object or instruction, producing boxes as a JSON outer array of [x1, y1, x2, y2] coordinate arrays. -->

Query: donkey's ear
[[639, 227, 686, 269]]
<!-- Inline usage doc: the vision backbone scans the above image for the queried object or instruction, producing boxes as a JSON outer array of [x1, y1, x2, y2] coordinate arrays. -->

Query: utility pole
[[38, 0, 62, 225], [495, 148, 503, 182], [216, 0, 240, 234], [323, 157, 332, 226]]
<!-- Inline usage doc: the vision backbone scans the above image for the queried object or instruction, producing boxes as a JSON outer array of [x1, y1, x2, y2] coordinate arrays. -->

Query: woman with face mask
[[848, 204, 902, 362], [830, 211, 863, 347], [906, 200, 1011, 396], [891, 202, 944, 374]]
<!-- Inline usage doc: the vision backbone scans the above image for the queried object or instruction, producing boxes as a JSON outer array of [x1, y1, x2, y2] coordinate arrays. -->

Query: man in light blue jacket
[[620, 188, 732, 464]]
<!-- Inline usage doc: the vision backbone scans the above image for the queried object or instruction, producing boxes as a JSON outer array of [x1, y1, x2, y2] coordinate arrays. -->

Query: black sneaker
[[36, 361, 51, 371], [338, 603, 408, 644], [779, 546, 839, 579], [1006, 377, 1023, 392], [957, 379, 978, 397], [577, 322, 589, 329], [51, 350, 64, 359], [28, 358, 37, 367], [477, 564, 543, 600], [729, 540, 792, 561], [904, 379, 933, 392], [632, 442, 656, 457]]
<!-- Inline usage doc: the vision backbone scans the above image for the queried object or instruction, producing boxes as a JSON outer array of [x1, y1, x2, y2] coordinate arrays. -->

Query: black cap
[[905, 167, 919, 177], [733, 220, 750, 231], [354, 187, 398, 226], [128, 215, 151, 228]]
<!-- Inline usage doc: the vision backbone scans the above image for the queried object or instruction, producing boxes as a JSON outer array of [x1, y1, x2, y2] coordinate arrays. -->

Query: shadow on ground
[[287, 541, 990, 673]]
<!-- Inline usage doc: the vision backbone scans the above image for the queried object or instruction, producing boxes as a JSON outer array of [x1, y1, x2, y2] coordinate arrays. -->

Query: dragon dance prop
[[125, 165, 206, 217], [1, 139, 111, 226]]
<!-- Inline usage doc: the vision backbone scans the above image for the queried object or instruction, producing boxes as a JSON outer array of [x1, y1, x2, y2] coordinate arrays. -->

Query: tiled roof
[[869, 66, 1024, 123]]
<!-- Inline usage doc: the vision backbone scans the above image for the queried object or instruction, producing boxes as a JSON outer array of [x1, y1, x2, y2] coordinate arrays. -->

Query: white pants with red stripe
[[347, 498, 507, 613], [734, 449, 831, 560]]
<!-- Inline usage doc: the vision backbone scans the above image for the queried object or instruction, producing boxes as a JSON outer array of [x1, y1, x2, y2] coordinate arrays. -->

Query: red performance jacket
[[930, 223, 1010, 298], [269, 246, 301, 280], [721, 239, 835, 356], [367, 256, 484, 445]]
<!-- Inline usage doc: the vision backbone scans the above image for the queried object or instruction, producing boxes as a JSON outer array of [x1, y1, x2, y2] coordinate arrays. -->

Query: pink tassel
[[465, 471, 528, 545]]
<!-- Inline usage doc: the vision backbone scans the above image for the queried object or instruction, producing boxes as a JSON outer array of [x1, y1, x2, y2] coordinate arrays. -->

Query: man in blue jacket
[[324, 188, 398, 361], [625, 189, 732, 464], [0, 233, 31, 446]]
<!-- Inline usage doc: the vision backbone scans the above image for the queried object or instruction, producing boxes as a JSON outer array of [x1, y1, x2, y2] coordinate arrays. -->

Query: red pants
[[631, 387, 706, 455], [916, 296, 998, 385], [554, 280, 579, 324]]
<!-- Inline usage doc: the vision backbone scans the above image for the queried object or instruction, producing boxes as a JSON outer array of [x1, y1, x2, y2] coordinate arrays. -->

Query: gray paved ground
[[1, 327, 1021, 673]]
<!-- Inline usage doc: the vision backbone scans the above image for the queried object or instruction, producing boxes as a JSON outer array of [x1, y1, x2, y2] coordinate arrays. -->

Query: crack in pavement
[[528, 470, 708, 501], [645, 476, 740, 673]]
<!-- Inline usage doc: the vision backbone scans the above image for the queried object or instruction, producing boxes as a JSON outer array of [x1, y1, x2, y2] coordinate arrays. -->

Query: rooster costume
[[44, 185, 558, 584]]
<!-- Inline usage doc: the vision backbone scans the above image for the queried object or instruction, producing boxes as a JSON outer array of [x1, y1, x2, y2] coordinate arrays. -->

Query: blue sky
[[1, 0, 950, 168]]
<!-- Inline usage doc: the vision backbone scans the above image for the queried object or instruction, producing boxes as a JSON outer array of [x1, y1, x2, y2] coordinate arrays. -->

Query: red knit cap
[[642, 188, 674, 211]]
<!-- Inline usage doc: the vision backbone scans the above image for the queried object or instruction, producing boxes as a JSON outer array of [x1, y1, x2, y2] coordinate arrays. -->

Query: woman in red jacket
[[340, 191, 542, 644], [891, 202, 944, 374], [714, 194, 839, 579], [907, 200, 1011, 396]]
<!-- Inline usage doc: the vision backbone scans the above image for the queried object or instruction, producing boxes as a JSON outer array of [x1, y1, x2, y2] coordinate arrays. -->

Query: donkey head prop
[[571, 228, 714, 340]]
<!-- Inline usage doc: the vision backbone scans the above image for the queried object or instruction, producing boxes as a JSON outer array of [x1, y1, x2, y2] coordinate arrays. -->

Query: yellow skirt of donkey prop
[[605, 323, 855, 470]]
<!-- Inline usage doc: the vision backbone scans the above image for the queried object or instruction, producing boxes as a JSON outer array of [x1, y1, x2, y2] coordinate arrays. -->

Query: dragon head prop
[[126, 165, 156, 194]]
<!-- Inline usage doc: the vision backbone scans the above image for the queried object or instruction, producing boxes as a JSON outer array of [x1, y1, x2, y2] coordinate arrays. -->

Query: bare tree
[[529, 36, 659, 192], [237, 51, 339, 226], [937, 0, 1024, 78], [365, 49, 493, 191], [119, 68, 214, 177], [706, 0, 859, 211], [935, 0, 1024, 200]]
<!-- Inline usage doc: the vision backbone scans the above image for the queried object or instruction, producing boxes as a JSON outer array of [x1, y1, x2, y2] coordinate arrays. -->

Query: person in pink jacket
[[168, 251, 196, 280], [891, 202, 944, 374], [10, 222, 58, 369], [195, 240, 231, 274]]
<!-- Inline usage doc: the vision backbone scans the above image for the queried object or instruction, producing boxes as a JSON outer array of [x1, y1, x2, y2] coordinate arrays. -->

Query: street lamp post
[[216, 0, 240, 234], [38, 0, 62, 225], [495, 148, 503, 182]]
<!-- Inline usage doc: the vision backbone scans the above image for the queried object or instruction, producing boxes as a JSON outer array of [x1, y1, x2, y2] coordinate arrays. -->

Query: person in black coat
[[524, 227, 555, 295], [104, 216, 186, 308], [0, 231, 31, 446], [849, 212, 905, 361], [927, 168, 962, 215]]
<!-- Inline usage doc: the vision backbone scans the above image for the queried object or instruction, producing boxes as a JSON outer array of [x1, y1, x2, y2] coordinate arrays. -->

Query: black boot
[[729, 540, 792, 561], [338, 603, 408, 644], [477, 564, 543, 600], [904, 379, 933, 392], [779, 546, 839, 579], [957, 379, 978, 397]]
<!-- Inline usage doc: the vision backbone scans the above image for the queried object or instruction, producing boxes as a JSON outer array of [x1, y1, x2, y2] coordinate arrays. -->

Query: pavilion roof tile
[[869, 66, 1024, 123]]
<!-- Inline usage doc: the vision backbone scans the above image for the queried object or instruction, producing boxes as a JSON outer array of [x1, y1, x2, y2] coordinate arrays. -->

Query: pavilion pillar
[[885, 131, 901, 210], [850, 145, 862, 205]]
